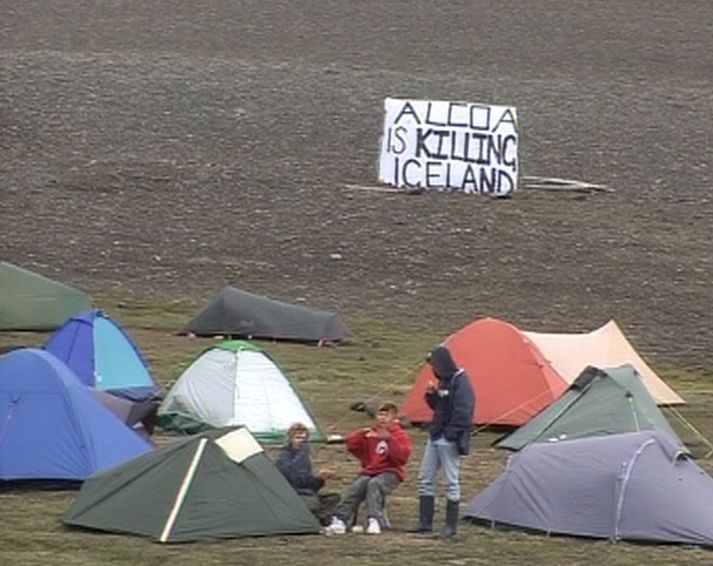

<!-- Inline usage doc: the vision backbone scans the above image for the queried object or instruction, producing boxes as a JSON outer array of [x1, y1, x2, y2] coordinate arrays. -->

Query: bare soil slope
[[1, 1, 711, 368]]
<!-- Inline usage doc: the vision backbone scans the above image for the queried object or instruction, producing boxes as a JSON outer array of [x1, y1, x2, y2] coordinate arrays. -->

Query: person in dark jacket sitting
[[275, 423, 339, 526], [409, 346, 475, 539]]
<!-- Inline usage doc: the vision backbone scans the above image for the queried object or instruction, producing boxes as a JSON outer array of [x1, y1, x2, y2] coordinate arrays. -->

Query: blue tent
[[44, 309, 160, 402], [0, 348, 152, 481]]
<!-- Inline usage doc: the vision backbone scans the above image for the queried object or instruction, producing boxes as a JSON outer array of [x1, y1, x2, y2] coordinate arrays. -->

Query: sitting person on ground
[[325, 402, 412, 535], [275, 422, 339, 526]]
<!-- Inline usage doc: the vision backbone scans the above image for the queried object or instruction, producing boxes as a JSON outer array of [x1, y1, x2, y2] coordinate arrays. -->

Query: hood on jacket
[[428, 346, 459, 381]]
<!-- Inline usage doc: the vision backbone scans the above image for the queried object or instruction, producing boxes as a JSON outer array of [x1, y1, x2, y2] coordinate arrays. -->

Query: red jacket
[[345, 423, 412, 482]]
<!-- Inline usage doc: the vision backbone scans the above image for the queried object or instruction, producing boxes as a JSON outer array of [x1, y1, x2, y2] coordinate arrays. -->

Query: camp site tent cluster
[[0, 284, 163, 480], [400, 317, 684, 426], [0, 268, 334, 542], [4, 264, 711, 547], [401, 316, 713, 548], [0, 348, 152, 481]]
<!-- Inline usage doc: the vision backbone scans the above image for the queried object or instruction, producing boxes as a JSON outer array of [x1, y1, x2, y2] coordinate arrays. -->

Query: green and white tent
[[64, 427, 321, 542], [158, 340, 324, 443], [0, 261, 91, 330], [496, 364, 685, 451]]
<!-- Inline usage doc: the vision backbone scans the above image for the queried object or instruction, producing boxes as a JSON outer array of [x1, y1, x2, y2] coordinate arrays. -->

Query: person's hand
[[318, 468, 335, 480], [365, 428, 378, 438], [426, 380, 437, 393], [376, 427, 391, 439]]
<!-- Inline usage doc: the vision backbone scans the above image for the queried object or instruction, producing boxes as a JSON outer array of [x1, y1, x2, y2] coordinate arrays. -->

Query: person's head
[[375, 402, 399, 428], [285, 422, 310, 448], [427, 346, 458, 380]]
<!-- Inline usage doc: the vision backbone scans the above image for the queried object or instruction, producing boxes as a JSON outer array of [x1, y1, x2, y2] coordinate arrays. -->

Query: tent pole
[[160, 438, 208, 543], [665, 405, 713, 458], [474, 387, 560, 435], [627, 396, 641, 431]]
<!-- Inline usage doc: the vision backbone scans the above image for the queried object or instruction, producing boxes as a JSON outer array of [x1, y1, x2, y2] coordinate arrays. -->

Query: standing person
[[410, 346, 475, 539], [325, 402, 412, 535], [275, 423, 339, 526]]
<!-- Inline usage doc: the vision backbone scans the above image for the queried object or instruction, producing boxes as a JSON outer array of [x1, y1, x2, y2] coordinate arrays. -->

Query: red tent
[[400, 318, 567, 426]]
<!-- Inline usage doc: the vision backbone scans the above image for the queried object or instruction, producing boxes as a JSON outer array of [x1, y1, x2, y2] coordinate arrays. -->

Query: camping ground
[[1, 1, 712, 564], [1, 308, 713, 565]]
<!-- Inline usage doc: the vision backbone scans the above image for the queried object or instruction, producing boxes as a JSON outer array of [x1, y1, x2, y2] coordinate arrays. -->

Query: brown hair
[[285, 422, 310, 446], [377, 402, 399, 415]]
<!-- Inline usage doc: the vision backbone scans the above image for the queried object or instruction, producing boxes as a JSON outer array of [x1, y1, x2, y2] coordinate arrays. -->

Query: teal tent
[[496, 365, 685, 451], [44, 309, 160, 402]]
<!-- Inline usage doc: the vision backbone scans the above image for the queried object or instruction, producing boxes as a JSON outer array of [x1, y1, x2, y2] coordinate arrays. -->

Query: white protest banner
[[378, 98, 518, 195]]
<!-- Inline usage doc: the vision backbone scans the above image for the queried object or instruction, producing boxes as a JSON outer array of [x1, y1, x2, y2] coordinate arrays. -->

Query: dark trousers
[[301, 492, 340, 526]]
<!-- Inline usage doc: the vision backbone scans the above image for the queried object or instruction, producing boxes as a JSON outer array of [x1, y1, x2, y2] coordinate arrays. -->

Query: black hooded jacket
[[425, 346, 476, 454]]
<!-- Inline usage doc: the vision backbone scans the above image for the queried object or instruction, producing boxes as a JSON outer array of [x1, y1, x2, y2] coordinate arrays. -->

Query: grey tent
[[89, 390, 159, 441], [465, 430, 713, 547], [0, 261, 91, 330], [495, 364, 685, 451], [181, 286, 351, 343], [64, 427, 321, 542]]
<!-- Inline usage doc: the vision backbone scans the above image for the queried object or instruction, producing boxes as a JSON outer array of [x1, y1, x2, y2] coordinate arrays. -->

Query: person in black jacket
[[409, 346, 475, 539], [275, 423, 339, 526]]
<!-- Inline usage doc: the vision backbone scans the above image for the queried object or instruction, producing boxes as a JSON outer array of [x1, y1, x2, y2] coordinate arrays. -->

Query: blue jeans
[[417, 437, 461, 502]]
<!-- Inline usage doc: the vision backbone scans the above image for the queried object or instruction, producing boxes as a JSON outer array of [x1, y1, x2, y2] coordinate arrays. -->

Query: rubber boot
[[437, 499, 459, 539], [406, 496, 434, 533]]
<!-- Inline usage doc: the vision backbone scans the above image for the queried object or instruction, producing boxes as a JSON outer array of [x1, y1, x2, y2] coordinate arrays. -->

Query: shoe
[[325, 517, 347, 535], [436, 500, 459, 540], [406, 495, 434, 534], [366, 517, 382, 535]]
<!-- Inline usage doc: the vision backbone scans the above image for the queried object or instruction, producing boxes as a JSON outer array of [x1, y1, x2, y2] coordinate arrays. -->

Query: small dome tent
[[465, 431, 713, 547], [44, 309, 161, 402], [158, 340, 324, 443], [0, 348, 152, 481], [401, 318, 567, 426], [523, 320, 683, 405], [64, 427, 321, 542], [495, 364, 685, 451]]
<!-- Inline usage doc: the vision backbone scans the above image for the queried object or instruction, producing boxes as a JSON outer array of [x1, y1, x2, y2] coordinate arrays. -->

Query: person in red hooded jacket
[[324, 402, 412, 535]]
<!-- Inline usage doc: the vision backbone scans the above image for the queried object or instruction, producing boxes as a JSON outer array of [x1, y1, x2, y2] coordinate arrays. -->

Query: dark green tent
[[180, 286, 351, 343], [64, 427, 321, 542], [495, 364, 685, 451], [0, 261, 91, 330]]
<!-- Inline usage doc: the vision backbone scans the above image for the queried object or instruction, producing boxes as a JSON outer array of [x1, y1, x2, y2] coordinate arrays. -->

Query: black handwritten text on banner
[[378, 98, 518, 195]]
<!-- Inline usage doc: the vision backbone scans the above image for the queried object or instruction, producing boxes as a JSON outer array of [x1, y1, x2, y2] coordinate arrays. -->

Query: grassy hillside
[[1, 300, 712, 565]]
